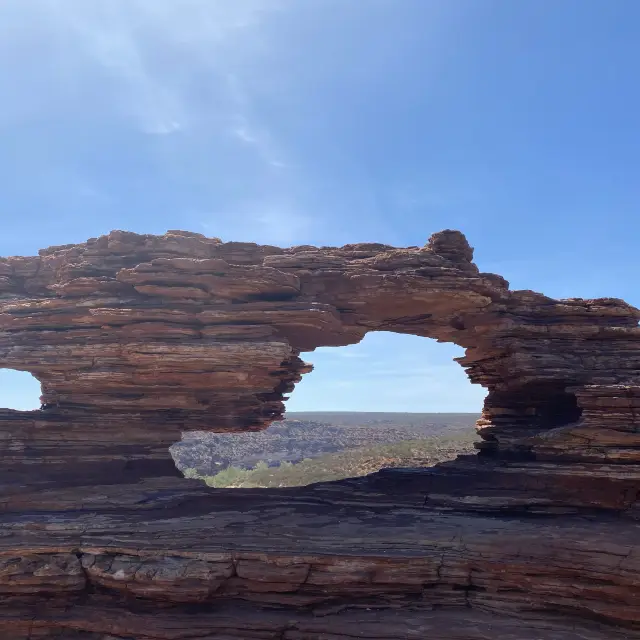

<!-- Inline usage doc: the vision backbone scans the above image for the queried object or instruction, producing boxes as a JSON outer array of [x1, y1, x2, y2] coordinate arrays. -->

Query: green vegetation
[[183, 432, 476, 489]]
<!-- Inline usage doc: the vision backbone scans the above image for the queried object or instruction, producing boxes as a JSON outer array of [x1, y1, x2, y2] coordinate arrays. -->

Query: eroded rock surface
[[1, 229, 639, 638]]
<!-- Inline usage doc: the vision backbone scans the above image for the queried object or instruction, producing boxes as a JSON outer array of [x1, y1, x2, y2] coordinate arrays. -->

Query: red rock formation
[[1, 229, 639, 638]]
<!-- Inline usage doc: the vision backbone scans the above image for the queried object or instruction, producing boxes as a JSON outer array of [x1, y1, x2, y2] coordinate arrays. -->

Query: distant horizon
[[285, 410, 481, 415]]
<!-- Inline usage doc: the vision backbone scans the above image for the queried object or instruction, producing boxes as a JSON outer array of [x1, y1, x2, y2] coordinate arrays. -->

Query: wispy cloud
[[226, 73, 288, 168], [0, 0, 314, 244], [0, 0, 291, 156], [230, 114, 288, 169], [202, 199, 312, 246], [6, 1, 282, 136]]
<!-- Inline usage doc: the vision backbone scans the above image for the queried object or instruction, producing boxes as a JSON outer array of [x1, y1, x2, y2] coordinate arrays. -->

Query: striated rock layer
[[1, 229, 640, 638]]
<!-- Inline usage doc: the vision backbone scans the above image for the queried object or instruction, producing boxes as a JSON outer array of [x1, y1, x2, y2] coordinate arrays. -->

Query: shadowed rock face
[[1, 229, 640, 639]]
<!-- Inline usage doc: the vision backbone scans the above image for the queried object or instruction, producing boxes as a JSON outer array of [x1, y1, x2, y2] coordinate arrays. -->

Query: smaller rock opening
[[478, 381, 583, 458], [0, 369, 42, 411], [535, 387, 582, 428]]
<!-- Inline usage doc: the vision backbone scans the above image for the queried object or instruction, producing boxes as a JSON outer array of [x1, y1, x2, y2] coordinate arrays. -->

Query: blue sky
[[0, 0, 638, 412]]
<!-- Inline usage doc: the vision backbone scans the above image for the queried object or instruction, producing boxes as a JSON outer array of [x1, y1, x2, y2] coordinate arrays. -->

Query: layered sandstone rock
[[1, 229, 639, 638]]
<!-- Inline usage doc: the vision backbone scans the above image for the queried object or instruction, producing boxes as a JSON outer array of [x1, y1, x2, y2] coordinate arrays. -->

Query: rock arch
[[0, 229, 639, 493], [2, 229, 640, 638]]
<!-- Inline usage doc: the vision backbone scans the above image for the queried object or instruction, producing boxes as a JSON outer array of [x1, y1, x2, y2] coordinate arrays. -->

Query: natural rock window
[[0, 369, 41, 411], [172, 332, 487, 487], [1, 229, 638, 501], [2, 231, 640, 638]]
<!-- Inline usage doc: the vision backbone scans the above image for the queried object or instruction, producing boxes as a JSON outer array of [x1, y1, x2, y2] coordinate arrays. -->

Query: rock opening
[[173, 333, 486, 487], [0, 229, 638, 497], [477, 382, 584, 458], [0, 369, 41, 411]]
